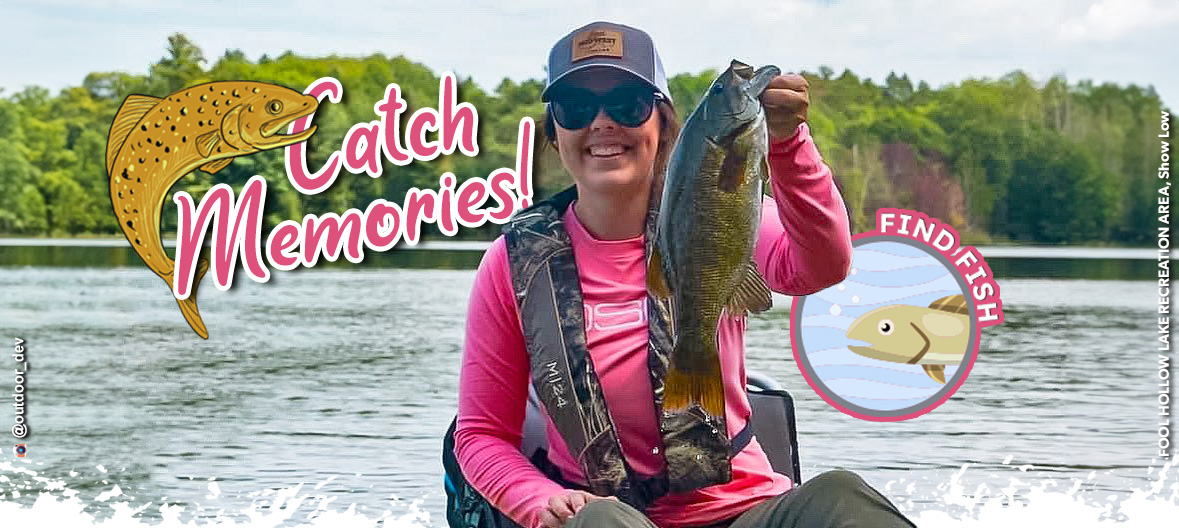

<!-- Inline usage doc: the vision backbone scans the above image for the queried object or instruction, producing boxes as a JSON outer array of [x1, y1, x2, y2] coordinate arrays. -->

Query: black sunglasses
[[548, 86, 663, 130]]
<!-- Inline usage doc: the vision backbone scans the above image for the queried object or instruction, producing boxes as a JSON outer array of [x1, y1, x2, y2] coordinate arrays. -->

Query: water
[[0, 247, 1175, 525]]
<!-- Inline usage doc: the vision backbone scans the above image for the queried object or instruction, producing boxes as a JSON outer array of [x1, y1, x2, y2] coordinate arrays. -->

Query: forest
[[0, 34, 1168, 245]]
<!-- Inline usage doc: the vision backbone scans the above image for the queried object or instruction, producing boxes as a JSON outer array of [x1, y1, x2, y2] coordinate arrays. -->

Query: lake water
[[0, 246, 1175, 526]]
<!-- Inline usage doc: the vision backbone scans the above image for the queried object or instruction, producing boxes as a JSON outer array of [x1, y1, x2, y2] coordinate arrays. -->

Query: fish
[[106, 81, 319, 339], [648, 60, 781, 416], [844, 294, 972, 383]]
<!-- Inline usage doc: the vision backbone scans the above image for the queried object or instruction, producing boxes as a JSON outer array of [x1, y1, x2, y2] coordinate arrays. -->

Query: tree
[[149, 33, 207, 94]]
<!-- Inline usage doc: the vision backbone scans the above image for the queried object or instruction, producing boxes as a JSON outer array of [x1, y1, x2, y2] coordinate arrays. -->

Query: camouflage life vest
[[502, 185, 751, 511]]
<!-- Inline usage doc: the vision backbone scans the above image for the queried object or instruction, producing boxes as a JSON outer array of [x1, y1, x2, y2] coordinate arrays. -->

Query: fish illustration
[[106, 81, 319, 339], [649, 60, 780, 416], [844, 294, 971, 383]]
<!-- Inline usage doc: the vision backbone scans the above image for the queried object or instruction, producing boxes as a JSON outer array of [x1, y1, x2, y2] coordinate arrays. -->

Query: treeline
[[0, 34, 1167, 244]]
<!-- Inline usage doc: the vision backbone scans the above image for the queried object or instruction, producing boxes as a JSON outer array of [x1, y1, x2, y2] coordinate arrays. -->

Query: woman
[[455, 21, 916, 528]]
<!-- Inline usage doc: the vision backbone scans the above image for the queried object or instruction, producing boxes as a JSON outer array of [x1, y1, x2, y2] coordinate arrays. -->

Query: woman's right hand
[[539, 489, 619, 528]]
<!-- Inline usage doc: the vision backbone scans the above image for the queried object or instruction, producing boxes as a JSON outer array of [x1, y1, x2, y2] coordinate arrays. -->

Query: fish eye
[[877, 319, 894, 336], [267, 100, 283, 115]]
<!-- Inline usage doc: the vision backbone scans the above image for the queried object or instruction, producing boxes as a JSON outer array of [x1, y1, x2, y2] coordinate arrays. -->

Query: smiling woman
[[543, 68, 678, 241], [452, 19, 912, 528]]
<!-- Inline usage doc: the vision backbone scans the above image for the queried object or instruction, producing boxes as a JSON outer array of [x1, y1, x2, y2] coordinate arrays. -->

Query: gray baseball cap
[[541, 21, 671, 103]]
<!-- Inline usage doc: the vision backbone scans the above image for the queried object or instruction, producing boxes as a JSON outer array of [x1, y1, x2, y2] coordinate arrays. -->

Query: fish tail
[[662, 341, 725, 417], [169, 258, 210, 340]]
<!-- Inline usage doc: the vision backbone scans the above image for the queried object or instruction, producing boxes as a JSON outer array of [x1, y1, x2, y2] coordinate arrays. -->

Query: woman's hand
[[760, 73, 810, 141], [539, 489, 618, 528]]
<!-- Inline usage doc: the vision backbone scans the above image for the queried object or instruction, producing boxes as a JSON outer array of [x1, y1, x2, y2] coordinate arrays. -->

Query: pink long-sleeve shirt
[[455, 123, 853, 528]]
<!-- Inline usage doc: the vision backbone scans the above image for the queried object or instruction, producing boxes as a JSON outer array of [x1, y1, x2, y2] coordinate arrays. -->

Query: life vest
[[501, 185, 751, 511]]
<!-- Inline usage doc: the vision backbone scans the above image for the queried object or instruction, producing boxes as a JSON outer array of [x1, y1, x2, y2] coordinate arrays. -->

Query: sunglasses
[[548, 86, 664, 130]]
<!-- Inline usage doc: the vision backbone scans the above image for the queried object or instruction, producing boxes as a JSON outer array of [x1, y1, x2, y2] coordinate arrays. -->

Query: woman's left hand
[[760, 73, 810, 141]]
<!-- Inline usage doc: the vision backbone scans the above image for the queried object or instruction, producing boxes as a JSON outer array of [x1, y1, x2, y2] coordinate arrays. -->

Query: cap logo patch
[[572, 29, 623, 62]]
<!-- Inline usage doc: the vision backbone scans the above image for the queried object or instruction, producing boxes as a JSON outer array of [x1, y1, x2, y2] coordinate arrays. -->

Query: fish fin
[[169, 258, 211, 340], [662, 353, 725, 417], [928, 295, 969, 314], [923, 364, 946, 384], [106, 95, 161, 175], [647, 247, 671, 300], [718, 150, 748, 193], [725, 260, 773, 315], [196, 130, 221, 158], [922, 312, 966, 338], [200, 157, 233, 175]]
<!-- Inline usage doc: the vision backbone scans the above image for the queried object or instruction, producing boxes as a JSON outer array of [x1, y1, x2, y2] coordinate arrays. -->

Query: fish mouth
[[730, 60, 755, 80], [847, 345, 877, 357], [256, 105, 319, 146]]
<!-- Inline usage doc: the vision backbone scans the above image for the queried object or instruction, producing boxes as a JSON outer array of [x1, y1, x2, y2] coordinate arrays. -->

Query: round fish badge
[[790, 210, 1003, 421]]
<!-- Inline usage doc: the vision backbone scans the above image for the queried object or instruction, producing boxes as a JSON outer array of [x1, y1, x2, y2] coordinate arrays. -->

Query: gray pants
[[565, 470, 916, 528]]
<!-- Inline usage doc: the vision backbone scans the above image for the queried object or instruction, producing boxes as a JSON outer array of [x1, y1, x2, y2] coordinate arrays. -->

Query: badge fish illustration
[[844, 295, 971, 384], [106, 81, 319, 339]]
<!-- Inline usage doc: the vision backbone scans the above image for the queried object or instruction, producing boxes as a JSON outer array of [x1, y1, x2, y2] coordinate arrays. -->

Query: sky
[[0, 0, 1175, 107]]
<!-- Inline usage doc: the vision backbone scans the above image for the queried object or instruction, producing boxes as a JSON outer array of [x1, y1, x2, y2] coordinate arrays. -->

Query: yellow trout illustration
[[106, 81, 318, 339], [844, 294, 971, 383]]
